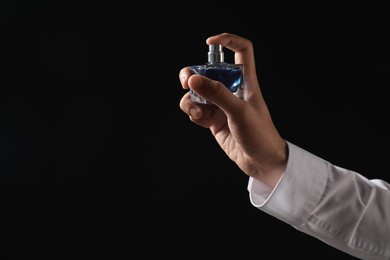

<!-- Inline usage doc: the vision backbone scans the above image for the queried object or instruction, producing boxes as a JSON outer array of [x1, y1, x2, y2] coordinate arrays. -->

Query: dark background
[[1, 1, 389, 258]]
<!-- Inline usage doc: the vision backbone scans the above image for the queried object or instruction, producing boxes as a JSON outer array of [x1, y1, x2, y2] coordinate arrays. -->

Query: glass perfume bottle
[[189, 44, 244, 105]]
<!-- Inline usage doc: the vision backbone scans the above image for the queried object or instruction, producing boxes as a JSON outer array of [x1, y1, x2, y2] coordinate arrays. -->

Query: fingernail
[[179, 73, 186, 82]]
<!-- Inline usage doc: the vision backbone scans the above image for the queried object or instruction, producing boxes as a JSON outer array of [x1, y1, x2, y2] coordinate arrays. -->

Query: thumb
[[188, 74, 243, 112]]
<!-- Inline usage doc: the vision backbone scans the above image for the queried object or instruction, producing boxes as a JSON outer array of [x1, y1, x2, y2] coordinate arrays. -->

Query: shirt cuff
[[248, 141, 328, 227]]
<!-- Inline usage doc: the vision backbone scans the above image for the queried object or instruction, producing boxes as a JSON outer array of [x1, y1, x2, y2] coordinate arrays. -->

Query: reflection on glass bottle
[[190, 44, 244, 105]]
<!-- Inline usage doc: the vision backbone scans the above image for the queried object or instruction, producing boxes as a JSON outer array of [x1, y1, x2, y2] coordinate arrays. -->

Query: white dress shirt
[[248, 141, 390, 260]]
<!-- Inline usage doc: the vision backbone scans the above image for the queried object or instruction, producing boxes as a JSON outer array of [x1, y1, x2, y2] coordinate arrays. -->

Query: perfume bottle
[[189, 44, 244, 105]]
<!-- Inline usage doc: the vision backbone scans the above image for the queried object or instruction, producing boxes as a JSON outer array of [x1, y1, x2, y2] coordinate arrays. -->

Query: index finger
[[206, 33, 256, 74]]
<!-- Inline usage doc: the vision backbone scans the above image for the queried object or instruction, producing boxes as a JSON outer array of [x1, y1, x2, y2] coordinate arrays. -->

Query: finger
[[206, 33, 258, 83], [179, 67, 193, 90], [179, 92, 202, 119], [206, 33, 254, 66], [179, 91, 219, 128]]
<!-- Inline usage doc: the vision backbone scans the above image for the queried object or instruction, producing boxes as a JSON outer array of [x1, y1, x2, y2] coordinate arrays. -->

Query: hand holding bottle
[[179, 32, 288, 188]]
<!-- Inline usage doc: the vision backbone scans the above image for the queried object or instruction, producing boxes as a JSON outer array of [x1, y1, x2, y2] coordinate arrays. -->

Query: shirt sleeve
[[248, 141, 390, 260]]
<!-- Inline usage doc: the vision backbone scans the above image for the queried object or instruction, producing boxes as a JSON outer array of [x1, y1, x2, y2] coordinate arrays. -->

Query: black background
[[1, 1, 389, 258]]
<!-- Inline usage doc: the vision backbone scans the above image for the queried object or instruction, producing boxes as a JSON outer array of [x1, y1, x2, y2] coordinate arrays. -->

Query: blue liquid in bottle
[[202, 65, 243, 93]]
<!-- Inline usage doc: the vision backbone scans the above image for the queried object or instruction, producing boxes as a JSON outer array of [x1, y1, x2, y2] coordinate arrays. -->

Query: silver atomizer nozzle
[[208, 44, 224, 63]]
